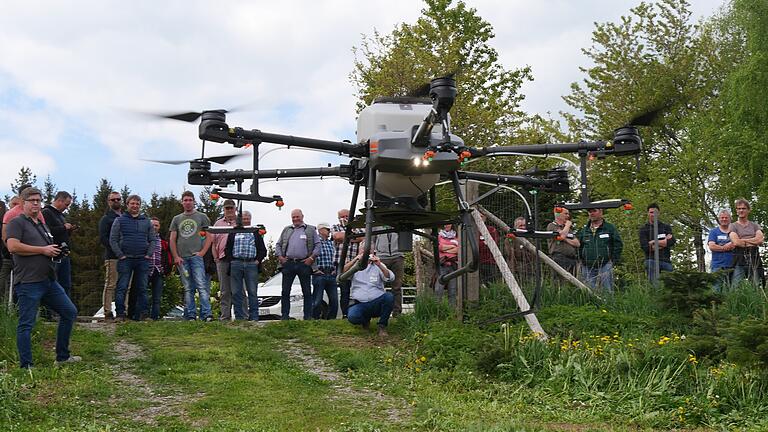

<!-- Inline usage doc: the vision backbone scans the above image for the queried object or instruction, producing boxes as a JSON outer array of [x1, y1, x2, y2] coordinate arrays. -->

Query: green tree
[[351, 0, 531, 156], [144, 192, 182, 238], [564, 0, 731, 271], [92, 178, 115, 216], [708, 0, 768, 221], [10, 167, 37, 194], [42, 175, 56, 206], [196, 187, 221, 224]]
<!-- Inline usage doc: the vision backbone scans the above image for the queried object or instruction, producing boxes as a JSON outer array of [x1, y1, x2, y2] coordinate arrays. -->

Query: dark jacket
[[99, 210, 121, 260], [577, 220, 623, 267], [223, 231, 267, 266], [109, 213, 156, 258], [638, 221, 675, 263], [42, 204, 70, 246]]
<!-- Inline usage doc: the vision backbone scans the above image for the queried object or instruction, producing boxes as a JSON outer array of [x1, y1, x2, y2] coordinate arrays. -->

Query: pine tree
[[10, 167, 37, 194], [42, 175, 57, 206]]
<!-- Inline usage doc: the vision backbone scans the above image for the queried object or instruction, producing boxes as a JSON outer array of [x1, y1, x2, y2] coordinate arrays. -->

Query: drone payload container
[[357, 97, 462, 202]]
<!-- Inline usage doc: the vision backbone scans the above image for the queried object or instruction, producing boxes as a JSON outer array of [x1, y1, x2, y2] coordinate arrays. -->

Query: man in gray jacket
[[374, 228, 405, 317], [110, 195, 156, 321]]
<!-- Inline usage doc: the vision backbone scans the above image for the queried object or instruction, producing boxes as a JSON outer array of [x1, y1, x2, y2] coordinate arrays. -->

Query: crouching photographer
[[5, 187, 80, 369]]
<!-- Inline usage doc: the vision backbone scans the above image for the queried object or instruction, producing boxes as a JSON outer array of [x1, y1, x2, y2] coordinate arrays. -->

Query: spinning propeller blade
[[627, 105, 666, 127], [142, 153, 247, 165]]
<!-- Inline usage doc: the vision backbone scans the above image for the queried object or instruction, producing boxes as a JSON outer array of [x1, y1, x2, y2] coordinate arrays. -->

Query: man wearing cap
[[576, 208, 623, 293], [223, 211, 266, 321], [6, 187, 80, 368], [311, 222, 338, 319], [275, 209, 320, 320], [212, 199, 245, 320]]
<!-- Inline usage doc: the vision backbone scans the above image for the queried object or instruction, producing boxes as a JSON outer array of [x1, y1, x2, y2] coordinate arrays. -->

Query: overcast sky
[[0, 0, 725, 242]]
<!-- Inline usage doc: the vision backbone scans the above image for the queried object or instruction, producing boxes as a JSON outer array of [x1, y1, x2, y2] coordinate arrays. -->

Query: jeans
[[339, 279, 351, 317], [115, 258, 148, 318], [230, 260, 260, 321], [645, 259, 673, 284], [347, 292, 394, 328], [179, 255, 212, 320], [712, 267, 732, 293], [16, 279, 77, 368], [147, 270, 164, 320], [312, 274, 338, 319], [281, 261, 312, 320], [54, 256, 72, 299], [581, 261, 615, 294], [435, 264, 458, 308], [217, 261, 246, 320]]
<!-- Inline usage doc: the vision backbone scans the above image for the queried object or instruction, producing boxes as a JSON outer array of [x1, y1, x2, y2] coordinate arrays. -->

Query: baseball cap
[[222, 199, 236, 208], [317, 222, 331, 230]]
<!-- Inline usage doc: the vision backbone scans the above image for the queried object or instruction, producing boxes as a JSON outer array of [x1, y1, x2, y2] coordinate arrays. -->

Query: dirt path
[[279, 338, 413, 424], [77, 323, 204, 427]]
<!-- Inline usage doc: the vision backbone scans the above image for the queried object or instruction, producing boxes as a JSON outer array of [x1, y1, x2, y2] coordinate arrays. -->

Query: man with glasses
[[729, 199, 765, 287], [6, 187, 80, 368], [99, 191, 123, 320], [2, 184, 45, 243]]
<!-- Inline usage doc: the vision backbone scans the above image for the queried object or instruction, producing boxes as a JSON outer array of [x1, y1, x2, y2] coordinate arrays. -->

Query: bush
[[659, 270, 720, 319]]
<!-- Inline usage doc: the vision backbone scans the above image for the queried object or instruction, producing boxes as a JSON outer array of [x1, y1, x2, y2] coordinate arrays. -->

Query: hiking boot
[[54, 356, 82, 367], [377, 326, 389, 338]]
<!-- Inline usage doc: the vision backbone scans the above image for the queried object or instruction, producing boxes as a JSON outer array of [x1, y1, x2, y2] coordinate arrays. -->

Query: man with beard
[[98, 191, 123, 320]]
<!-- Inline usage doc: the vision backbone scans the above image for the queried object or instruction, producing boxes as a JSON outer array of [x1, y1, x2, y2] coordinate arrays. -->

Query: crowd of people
[[1, 183, 764, 368]]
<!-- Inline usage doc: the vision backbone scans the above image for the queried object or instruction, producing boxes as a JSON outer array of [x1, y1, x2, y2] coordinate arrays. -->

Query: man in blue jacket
[[110, 195, 156, 321]]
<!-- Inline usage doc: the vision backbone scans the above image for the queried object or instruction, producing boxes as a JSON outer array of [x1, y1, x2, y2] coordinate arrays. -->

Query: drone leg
[[338, 167, 376, 282], [337, 181, 361, 278], [429, 187, 441, 282], [439, 171, 479, 284]]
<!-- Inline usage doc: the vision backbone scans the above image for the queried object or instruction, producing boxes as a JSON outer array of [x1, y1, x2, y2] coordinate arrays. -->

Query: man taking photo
[[6, 187, 80, 369]]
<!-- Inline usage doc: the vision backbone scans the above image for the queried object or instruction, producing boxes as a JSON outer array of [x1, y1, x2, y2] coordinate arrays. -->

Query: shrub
[[659, 270, 720, 319]]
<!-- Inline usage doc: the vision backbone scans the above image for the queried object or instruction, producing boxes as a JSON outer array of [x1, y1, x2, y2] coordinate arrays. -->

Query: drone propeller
[[152, 103, 255, 123], [627, 105, 668, 127], [142, 153, 247, 165]]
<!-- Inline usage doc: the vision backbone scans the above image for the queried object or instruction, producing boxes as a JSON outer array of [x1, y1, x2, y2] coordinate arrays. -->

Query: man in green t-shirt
[[170, 191, 213, 321]]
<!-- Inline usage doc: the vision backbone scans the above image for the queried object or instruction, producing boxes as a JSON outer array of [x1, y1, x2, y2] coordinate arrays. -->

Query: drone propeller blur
[[145, 76, 650, 284]]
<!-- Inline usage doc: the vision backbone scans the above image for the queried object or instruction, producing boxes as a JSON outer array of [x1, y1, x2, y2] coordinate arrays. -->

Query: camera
[[54, 242, 71, 262]]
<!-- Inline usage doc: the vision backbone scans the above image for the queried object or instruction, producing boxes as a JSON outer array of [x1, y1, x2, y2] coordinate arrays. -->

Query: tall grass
[[0, 306, 17, 367]]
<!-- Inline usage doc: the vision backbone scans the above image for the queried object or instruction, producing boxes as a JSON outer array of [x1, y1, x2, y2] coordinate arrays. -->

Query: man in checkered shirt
[[331, 209, 363, 318], [311, 222, 338, 319]]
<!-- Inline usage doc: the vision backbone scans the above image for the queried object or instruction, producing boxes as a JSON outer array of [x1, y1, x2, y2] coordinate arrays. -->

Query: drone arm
[[470, 127, 641, 157], [458, 171, 569, 193], [199, 121, 367, 157]]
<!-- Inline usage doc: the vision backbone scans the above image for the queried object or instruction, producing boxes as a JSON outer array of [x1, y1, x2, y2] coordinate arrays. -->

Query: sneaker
[[54, 356, 82, 367], [377, 327, 389, 338], [204, 316, 214, 322]]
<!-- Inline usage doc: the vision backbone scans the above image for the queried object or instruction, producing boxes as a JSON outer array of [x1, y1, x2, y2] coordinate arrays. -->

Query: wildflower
[[601, 309, 608, 313], [420, 356, 427, 363], [687, 354, 698, 365], [415, 367, 422, 372]]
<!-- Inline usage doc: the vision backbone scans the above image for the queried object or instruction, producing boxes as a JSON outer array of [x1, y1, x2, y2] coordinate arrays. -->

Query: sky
[[0, 0, 726, 243]]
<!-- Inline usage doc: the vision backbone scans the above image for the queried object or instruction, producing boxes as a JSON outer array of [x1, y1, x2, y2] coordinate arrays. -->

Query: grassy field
[[1, 276, 768, 431]]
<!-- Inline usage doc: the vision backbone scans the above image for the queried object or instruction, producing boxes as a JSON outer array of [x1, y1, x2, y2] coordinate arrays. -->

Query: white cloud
[[0, 0, 726, 231]]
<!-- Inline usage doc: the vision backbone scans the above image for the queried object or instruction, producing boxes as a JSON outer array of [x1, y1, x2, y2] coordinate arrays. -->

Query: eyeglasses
[[25, 199, 42, 204], [109, 198, 122, 202], [736, 207, 748, 210]]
